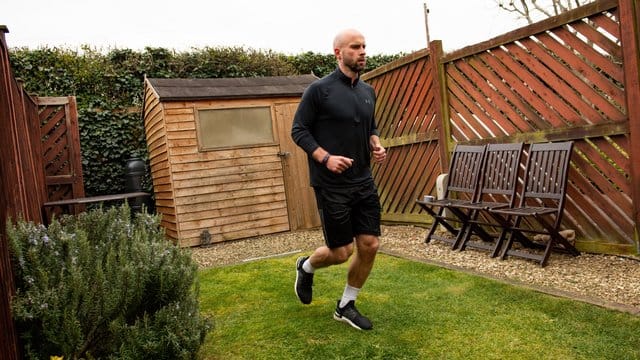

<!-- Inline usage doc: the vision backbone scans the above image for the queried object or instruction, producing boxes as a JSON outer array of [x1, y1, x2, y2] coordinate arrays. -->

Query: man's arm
[[370, 135, 386, 164], [291, 87, 354, 174]]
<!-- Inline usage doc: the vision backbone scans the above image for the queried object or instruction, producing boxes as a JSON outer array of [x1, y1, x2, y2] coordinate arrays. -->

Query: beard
[[345, 57, 366, 73]]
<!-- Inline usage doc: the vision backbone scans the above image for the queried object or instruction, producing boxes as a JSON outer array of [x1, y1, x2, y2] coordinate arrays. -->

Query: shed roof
[[147, 75, 318, 101]]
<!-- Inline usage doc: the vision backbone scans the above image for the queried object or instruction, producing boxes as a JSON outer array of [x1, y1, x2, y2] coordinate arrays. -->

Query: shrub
[[8, 204, 211, 359]]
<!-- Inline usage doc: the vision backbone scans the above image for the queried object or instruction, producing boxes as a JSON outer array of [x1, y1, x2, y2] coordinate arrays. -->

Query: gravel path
[[190, 225, 640, 315]]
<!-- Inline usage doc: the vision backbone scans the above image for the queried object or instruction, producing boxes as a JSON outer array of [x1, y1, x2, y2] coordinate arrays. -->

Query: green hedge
[[9, 46, 402, 196]]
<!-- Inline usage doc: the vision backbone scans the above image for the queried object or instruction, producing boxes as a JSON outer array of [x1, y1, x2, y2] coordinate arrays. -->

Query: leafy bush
[[8, 204, 211, 359]]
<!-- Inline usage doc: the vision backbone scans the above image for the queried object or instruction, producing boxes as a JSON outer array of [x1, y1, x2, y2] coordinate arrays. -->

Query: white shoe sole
[[333, 312, 366, 330]]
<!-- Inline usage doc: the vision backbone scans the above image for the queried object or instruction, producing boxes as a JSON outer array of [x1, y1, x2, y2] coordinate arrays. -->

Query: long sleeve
[[291, 85, 320, 156]]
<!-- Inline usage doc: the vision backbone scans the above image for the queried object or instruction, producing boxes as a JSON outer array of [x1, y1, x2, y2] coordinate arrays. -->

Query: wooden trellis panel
[[441, 0, 632, 253], [364, 0, 638, 254], [36, 96, 85, 219], [364, 48, 445, 223]]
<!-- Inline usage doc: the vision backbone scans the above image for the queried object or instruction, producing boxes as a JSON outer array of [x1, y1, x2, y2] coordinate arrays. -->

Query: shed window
[[196, 106, 274, 149]]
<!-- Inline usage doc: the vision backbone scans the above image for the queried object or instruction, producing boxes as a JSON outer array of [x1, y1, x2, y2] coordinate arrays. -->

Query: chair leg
[[445, 207, 472, 250], [424, 218, 440, 243], [490, 226, 509, 258], [540, 238, 555, 267], [453, 222, 472, 250], [451, 221, 473, 250], [500, 230, 515, 260], [499, 215, 522, 260], [426, 215, 461, 245], [455, 209, 479, 251]]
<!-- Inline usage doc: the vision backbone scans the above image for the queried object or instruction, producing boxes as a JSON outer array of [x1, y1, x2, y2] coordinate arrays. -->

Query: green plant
[[8, 204, 211, 359]]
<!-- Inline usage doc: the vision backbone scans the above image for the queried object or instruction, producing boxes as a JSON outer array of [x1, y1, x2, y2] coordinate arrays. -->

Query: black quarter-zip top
[[292, 68, 380, 188]]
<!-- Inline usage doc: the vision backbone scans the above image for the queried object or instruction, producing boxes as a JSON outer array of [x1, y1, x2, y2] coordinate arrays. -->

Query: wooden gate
[[36, 96, 85, 219]]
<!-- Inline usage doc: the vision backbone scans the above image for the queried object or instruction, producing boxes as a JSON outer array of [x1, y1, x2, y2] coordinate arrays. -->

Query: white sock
[[339, 284, 361, 308], [302, 258, 315, 274]]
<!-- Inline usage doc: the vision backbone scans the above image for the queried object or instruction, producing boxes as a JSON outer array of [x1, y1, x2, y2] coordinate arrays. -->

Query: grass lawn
[[197, 253, 640, 359]]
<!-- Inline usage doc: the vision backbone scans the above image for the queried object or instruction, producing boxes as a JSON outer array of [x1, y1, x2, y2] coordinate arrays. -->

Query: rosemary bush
[[8, 205, 211, 359]]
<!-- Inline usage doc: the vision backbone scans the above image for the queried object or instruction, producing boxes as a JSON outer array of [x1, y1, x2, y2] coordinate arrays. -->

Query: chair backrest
[[478, 142, 524, 206], [444, 144, 486, 200], [518, 141, 574, 223]]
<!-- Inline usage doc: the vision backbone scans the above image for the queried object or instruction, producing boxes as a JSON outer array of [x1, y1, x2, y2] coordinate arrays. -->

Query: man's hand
[[371, 144, 386, 163], [326, 155, 354, 174]]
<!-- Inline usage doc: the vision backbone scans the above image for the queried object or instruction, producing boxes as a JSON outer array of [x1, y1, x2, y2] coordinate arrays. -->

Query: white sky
[[1, 0, 532, 55]]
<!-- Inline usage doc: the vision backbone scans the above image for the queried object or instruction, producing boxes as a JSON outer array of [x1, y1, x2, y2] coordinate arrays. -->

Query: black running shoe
[[333, 300, 373, 330], [295, 256, 313, 304]]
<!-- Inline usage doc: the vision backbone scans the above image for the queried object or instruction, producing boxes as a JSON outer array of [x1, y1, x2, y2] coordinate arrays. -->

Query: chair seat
[[417, 198, 475, 208], [416, 198, 448, 207], [492, 206, 557, 216], [444, 198, 476, 207], [453, 201, 511, 211]]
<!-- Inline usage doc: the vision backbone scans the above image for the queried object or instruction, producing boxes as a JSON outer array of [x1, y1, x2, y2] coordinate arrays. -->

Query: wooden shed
[[142, 75, 320, 247]]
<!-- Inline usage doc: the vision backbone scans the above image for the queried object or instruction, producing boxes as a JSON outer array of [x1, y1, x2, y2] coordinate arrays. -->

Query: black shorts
[[314, 182, 381, 249]]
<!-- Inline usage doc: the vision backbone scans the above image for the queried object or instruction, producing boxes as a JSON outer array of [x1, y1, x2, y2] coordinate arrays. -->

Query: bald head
[[332, 28, 367, 78], [333, 29, 365, 50]]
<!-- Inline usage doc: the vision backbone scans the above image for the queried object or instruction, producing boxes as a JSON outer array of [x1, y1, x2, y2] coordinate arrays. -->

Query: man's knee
[[331, 244, 354, 264], [356, 234, 379, 254]]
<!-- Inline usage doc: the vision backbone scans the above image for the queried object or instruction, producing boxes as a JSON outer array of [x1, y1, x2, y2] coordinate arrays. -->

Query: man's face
[[338, 35, 367, 73]]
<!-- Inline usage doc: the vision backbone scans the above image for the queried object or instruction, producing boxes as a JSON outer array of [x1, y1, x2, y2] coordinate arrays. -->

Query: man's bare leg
[[347, 234, 379, 287]]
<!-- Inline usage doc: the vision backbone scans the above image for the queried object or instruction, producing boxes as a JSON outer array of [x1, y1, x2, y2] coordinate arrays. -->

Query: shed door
[[274, 102, 321, 230]]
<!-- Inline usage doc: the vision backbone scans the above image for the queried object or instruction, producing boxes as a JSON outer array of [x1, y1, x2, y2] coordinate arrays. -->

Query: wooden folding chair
[[490, 141, 580, 267], [416, 144, 486, 248], [448, 142, 524, 255]]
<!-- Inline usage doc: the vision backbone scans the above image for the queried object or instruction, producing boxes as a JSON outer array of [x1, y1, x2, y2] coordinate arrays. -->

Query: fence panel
[[364, 0, 637, 254], [0, 25, 46, 360], [364, 49, 445, 223]]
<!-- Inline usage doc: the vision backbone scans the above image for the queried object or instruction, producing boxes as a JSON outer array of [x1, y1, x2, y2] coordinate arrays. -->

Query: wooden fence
[[0, 26, 85, 359], [364, 0, 640, 255], [0, 25, 46, 360]]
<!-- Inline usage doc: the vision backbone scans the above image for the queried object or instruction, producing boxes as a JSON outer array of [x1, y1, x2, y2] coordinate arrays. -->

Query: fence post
[[428, 40, 451, 173], [619, 0, 640, 251]]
